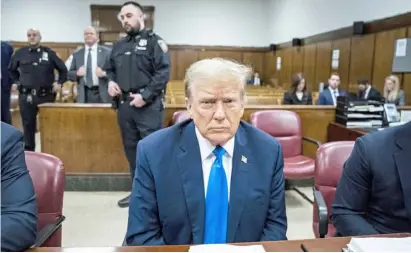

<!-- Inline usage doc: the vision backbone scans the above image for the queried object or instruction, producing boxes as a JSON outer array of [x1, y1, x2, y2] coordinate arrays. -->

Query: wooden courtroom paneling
[[243, 52, 265, 74], [291, 47, 304, 75], [264, 51, 277, 85], [302, 44, 317, 91], [402, 26, 411, 104], [176, 50, 198, 80], [278, 48, 293, 89], [331, 38, 351, 92], [315, 41, 332, 85], [348, 34, 375, 92], [39, 104, 335, 174], [372, 28, 407, 92]]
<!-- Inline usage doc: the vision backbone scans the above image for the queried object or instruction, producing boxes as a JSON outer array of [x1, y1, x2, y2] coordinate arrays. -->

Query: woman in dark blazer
[[283, 73, 313, 105]]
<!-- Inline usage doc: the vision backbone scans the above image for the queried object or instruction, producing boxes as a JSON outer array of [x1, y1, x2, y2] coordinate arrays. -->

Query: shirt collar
[[195, 127, 235, 161], [85, 43, 98, 51], [365, 85, 371, 93]]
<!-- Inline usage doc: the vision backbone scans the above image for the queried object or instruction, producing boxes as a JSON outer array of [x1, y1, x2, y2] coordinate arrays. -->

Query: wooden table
[[27, 233, 410, 252], [327, 122, 375, 142]]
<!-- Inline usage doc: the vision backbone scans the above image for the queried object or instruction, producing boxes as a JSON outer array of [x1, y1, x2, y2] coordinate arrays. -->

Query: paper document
[[347, 237, 411, 252], [189, 244, 265, 252], [395, 38, 407, 57]]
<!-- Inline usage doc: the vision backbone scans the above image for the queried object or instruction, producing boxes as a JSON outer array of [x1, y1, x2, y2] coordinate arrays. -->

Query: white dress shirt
[[84, 43, 99, 86], [254, 77, 260, 86], [296, 91, 303, 101], [364, 86, 371, 99], [195, 127, 234, 201], [329, 88, 339, 106]]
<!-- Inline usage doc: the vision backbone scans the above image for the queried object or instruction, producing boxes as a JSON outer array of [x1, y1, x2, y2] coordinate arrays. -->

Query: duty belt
[[19, 86, 53, 97]]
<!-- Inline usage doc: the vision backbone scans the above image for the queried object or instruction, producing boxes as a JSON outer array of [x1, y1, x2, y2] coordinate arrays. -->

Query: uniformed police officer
[[106, 1, 171, 208], [9, 28, 68, 151]]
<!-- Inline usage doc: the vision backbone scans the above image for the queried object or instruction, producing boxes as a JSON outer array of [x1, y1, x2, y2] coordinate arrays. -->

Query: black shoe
[[117, 195, 130, 208]]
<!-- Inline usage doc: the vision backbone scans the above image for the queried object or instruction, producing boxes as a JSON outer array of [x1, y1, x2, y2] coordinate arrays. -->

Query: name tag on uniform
[[135, 46, 146, 51], [42, 52, 49, 61], [125, 52, 131, 55]]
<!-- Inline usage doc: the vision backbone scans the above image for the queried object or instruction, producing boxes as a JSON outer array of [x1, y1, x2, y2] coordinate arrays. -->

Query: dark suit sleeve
[[260, 144, 287, 241], [9, 50, 20, 85], [317, 92, 325, 105], [307, 92, 313, 105], [49, 50, 68, 84], [68, 53, 78, 82], [283, 92, 292, 105], [126, 141, 165, 246], [105, 46, 116, 83], [1, 129, 38, 252], [140, 38, 171, 103], [331, 137, 379, 236]]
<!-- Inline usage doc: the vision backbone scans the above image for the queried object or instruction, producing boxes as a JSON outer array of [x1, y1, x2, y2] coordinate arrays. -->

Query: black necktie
[[86, 48, 93, 87]]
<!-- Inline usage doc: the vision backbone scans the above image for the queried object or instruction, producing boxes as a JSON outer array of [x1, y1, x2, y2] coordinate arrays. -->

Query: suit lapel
[[176, 121, 205, 244], [77, 48, 85, 67], [227, 124, 251, 242], [393, 123, 411, 220], [97, 46, 104, 67]]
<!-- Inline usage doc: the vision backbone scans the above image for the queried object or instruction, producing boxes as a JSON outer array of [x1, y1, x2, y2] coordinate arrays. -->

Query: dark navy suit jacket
[[1, 123, 38, 251], [126, 120, 287, 245], [1, 41, 14, 91], [332, 122, 411, 236], [317, 89, 346, 105]]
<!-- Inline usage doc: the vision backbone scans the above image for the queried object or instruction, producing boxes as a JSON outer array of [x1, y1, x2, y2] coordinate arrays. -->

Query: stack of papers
[[189, 244, 265, 252], [347, 237, 411, 252]]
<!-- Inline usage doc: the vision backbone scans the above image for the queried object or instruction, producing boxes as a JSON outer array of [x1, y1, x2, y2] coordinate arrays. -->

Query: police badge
[[157, 40, 168, 53]]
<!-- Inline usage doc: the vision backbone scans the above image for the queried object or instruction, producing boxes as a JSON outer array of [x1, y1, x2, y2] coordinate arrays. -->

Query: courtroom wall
[[268, 0, 411, 44], [1, 0, 270, 47]]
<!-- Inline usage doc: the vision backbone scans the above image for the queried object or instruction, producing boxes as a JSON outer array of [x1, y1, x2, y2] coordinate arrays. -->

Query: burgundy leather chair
[[312, 141, 354, 238], [171, 110, 190, 125], [25, 151, 66, 247], [250, 110, 321, 203]]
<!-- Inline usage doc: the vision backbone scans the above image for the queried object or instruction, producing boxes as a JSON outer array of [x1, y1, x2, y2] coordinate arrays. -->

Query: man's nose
[[213, 102, 226, 120]]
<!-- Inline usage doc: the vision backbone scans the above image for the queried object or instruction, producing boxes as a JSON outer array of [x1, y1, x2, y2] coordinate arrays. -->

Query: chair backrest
[[250, 110, 302, 158], [172, 110, 190, 125], [25, 151, 65, 247], [313, 141, 355, 235]]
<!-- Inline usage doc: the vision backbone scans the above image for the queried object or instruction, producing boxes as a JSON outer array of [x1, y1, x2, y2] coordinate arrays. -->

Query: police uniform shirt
[[9, 46, 68, 89], [106, 29, 171, 104]]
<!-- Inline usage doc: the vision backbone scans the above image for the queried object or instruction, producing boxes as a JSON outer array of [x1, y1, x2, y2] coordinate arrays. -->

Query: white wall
[[268, 0, 411, 44], [0, 0, 270, 47]]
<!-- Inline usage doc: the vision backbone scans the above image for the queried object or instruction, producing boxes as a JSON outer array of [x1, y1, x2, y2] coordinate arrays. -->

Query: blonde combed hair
[[384, 75, 400, 101], [184, 58, 252, 99]]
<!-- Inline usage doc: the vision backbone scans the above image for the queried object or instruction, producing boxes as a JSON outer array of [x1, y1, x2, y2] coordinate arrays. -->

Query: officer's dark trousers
[[117, 97, 164, 183], [19, 92, 55, 151], [1, 90, 12, 124]]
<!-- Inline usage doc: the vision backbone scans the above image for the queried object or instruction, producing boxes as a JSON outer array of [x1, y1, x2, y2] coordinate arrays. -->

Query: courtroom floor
[[61, 188, 315, 247], [34, 133, 315, 247]]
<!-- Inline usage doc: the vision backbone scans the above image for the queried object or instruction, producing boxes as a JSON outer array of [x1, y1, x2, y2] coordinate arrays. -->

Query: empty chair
[[25, 151, 66, 247], [312, 141, 354, 238], [250, 110, 321, 203]]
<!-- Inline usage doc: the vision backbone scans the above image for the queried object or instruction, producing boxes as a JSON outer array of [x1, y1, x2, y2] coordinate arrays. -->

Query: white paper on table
[[347, 237, 411, 252], [189, 244, 265, 252]]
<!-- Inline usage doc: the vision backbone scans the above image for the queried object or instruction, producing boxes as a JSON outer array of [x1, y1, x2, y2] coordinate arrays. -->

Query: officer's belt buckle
[[31, 89, 37, 96]]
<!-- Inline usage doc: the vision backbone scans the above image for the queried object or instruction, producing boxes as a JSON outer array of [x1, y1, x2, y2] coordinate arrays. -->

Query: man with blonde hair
[[125, 58, 287, 245]]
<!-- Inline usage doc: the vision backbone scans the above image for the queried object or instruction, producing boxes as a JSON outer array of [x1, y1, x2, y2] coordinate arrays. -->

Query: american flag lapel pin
[[241, 155, 247, 163]]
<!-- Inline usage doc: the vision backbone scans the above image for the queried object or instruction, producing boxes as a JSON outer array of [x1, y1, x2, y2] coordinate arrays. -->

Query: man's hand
[[96, 67, 106, 78], [11, 84, 18, 92], [129, 93, 146, 107], [108, 81, 121, 97], [77, 66, 86, 77], [53, 83, 62, 93]]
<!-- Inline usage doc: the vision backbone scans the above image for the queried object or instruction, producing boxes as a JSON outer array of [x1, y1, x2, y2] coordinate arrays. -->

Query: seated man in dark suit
[[1, 122, 38, 251], [356, 78, 381, 100], [317, 72, 346, 105], [126, 58, 287, 245], [332, 122, 411, 236]]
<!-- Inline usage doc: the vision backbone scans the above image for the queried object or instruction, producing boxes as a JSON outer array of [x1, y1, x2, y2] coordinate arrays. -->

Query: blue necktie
[[204, 146, 228, 244]]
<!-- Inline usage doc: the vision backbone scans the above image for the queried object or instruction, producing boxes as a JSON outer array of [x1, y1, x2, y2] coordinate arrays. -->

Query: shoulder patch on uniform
[[157, 40, 168, 53]]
